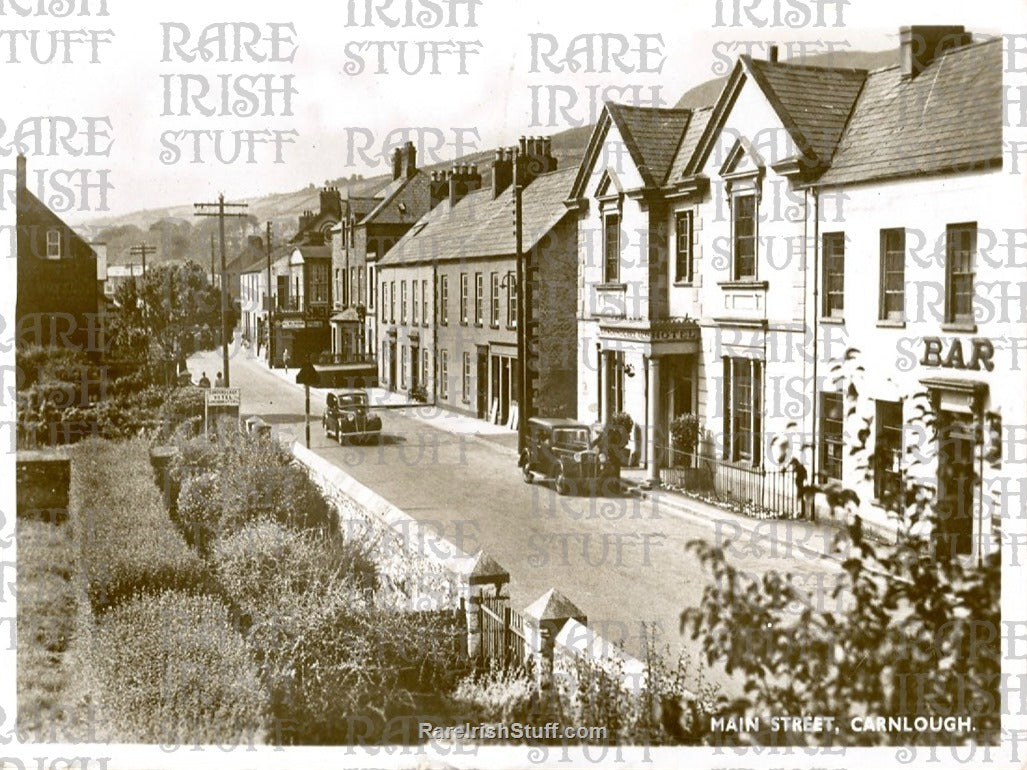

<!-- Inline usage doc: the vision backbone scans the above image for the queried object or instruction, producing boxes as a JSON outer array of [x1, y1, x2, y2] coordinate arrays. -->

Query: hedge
[[85, 590, 266, 745], [70, 438, 211, 613]]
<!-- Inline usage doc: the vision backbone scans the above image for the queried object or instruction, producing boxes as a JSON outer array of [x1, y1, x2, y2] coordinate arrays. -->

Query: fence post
[[522, 588, 587, 691], [455, 551, 510, 663]]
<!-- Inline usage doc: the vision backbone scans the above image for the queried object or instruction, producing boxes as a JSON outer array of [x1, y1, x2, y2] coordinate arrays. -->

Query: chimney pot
[[769, 45, 778, 62], [16, 154, 26, 191]]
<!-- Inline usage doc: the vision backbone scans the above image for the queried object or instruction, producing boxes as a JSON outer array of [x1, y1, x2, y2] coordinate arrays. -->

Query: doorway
[[388, 341, 397, 391], [937, 413, 975, 557], [476, 347, 488, 419]]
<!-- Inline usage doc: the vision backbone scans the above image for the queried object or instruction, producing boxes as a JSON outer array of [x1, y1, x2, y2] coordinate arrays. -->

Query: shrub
[[211, 521, 377, 616], [449, 662, 539, 723], [70, 438, 211, 612], [670, 414, 700, 465], [85, 590, 266, 745], [156, 386, 205, 440], [249, 595, 467, 744], [171, 429, 338, 549]]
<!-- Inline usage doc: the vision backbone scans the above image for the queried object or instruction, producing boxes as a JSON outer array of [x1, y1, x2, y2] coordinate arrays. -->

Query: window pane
[[879, 229, 905, 320], [733, 196, 756, 280], [946, 223, 976, 323], [874, 400, 903, 510], [604, 214, 620, 282]]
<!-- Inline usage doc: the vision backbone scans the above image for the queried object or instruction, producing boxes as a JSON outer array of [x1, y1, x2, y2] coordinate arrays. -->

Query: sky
[[0, 0, 1018, 225]]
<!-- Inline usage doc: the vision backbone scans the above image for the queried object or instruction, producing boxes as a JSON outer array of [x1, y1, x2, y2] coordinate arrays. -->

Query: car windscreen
[[552, 428, 589, 447], [337, 395, 367, 408]]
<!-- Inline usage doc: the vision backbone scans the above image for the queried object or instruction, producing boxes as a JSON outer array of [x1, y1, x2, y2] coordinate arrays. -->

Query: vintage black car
[[518, 416, 619, 495], [322, 389, 382, 444]]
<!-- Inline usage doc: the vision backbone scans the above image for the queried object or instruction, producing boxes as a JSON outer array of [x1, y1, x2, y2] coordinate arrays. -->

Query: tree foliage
[[681, 346, 1001, 746], [108, 260, 230, 366]]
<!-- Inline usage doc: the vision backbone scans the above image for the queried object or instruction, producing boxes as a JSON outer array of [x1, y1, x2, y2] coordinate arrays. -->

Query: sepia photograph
[[2, 1, 1025, 768]]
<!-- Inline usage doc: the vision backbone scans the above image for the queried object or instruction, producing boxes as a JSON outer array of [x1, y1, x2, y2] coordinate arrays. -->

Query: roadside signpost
[[295, 362, 319, 449], [204, 387, 241, 435]]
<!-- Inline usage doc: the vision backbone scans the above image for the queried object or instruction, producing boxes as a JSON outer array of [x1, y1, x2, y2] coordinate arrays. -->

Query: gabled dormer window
[[720, 138, 764, 283]]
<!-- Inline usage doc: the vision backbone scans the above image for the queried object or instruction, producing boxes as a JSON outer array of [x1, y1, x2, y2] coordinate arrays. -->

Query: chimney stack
[[430, 170, 450, 209], [402, 141, 417, 179], [391, 147, 403, 181], [899, 25, 971, 79], [449, 164, 482, 208], [514, 134, 559, 187], [768, 45, 779, 62], [16, 154, 26, 191], [320, 186, 342, 220], [492, 148, 513, 198]]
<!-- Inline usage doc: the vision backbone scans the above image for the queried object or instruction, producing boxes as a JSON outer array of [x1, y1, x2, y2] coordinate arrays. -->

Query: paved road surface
[[189, 346, 845, 696]]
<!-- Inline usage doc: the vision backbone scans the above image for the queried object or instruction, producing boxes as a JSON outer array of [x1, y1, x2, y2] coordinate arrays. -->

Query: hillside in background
[[85, 48, 895, 267]]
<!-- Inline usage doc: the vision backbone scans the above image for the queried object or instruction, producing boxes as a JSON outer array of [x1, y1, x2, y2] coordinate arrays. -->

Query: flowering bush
[[85, 590, 266, 745]]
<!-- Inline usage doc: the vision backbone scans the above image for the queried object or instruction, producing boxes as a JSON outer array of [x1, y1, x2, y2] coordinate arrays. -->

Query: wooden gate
[[478, 595, 529, 668]]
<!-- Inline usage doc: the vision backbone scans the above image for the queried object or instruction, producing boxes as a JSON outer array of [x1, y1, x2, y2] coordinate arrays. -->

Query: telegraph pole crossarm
[[194, 194, 250, 388]]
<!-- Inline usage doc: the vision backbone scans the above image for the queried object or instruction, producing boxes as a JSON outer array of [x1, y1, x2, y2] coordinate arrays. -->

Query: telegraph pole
[[514, 148, 526, 455], [129, 242, 156, 279], [129, 243, 156, 319], [209, 233, 216, 285], [194, 194, 249, 387], [266, 220, 274, 368]]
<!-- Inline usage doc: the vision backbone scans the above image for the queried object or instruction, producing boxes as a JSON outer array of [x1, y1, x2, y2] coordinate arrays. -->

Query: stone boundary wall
[[288, 440, 702, 713], [291, 443, 477, 612]]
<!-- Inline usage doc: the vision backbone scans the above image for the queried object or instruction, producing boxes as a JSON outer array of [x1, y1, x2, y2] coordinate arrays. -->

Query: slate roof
[[379, 167, 576, 266], [606, 103, 693, 186], [666, 106, 713, 182], [818, 37, 1001, 186], [359, 171, 433, 226], [743, 56, 867, 166]]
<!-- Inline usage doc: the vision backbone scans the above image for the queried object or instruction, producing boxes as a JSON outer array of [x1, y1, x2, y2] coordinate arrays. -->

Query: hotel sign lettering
[[921, 336, 994, 372]]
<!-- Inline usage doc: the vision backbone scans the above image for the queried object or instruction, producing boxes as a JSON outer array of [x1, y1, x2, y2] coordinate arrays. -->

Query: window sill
[[490, 324, 500, 330], [820, 316, 845, 325], [596, 282, 627, 291], [673, 280, 695, 287], [941, 322, 977, 333], [719, 280, 768, 290], [876, 319, 906, 329]]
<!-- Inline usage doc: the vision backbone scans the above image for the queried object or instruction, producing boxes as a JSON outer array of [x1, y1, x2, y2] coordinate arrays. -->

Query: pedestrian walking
[[283, 348, 290, 374], [214, 372, 225, 387], [198, 372, 211, 388]]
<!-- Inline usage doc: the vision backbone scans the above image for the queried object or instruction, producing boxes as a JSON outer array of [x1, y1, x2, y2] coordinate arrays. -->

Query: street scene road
[[190, 345, 847, 695]]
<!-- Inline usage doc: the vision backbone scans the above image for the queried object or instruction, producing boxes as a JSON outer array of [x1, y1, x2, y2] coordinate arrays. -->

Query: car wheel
[[522, 465, 533, 484], [556, 474, 572, 496]]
